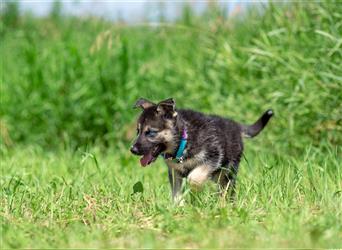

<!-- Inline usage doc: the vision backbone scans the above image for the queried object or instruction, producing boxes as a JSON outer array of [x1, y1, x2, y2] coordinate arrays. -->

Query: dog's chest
[[164, 158, 193, 173], [164, 150, 205, 173]]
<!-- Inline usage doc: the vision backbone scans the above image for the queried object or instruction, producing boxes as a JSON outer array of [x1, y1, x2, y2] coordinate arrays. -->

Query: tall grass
[[1, 2, 341, 150]]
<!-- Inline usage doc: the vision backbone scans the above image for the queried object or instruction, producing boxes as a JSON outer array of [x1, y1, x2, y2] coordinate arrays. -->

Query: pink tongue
[[140, 153, 153, 167]]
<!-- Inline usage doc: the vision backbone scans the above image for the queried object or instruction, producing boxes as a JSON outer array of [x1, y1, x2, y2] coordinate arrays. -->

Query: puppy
[[130, 98, 273, 202]]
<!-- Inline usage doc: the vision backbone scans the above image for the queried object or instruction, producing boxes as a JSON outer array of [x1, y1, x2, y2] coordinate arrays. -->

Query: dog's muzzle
[[130, 145, 140, 155]]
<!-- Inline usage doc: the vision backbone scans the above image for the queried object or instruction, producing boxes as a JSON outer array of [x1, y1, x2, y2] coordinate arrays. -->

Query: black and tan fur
[[131, 98, 273, 202]]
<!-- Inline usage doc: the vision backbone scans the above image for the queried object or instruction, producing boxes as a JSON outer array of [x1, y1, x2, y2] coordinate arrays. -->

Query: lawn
[[1, 1, 341, 248], [1, 144, 341, 248]]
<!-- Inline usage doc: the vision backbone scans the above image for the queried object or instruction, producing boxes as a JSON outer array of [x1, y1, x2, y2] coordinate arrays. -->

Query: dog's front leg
[[167, 167, 183, 204], [187, 164, 212, 190]]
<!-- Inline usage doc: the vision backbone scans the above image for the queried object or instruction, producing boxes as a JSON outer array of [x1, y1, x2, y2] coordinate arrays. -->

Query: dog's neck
[[164, 114, 188, 157], [176, 113, 186, 133]]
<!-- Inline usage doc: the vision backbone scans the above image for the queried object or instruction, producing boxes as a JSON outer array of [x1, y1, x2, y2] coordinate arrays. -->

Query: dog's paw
[[173, 195, 185, 207]]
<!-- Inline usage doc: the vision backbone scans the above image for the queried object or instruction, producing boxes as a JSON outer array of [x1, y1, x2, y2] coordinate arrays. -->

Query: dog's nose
[[130, 145, 139, 155]]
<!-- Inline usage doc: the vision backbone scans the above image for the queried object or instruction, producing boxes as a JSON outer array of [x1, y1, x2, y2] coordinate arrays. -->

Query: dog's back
[[178, 109, 244, 167]]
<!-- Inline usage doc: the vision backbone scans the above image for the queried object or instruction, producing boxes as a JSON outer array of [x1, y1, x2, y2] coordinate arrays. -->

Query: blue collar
[[162, 128, 188, 163]]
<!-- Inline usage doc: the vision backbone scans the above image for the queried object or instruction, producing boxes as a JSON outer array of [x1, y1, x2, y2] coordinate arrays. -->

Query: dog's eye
[[145, 130, 158, 137]]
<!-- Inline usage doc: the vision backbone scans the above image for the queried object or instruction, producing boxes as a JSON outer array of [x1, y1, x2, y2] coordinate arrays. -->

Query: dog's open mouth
[[140, 144, 165, 167]]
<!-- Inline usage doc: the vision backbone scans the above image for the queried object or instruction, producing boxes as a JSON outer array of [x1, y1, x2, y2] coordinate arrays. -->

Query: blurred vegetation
[[0, 1, 341, 151]]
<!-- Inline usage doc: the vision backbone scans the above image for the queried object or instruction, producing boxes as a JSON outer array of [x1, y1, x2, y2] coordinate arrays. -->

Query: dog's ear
[[133, 98, 155, 110], [157, 98, 177, 118]]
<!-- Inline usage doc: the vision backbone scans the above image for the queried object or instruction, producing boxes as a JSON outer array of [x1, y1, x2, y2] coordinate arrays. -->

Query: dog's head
[[130, 98, 179, 167]]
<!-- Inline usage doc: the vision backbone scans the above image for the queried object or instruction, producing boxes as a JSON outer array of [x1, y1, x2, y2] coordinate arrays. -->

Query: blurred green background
[[1, 1, 341, 151]]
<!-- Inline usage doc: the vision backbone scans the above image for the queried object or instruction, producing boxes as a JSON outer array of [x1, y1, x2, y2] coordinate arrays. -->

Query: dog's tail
[[241, 109, 274, 138]]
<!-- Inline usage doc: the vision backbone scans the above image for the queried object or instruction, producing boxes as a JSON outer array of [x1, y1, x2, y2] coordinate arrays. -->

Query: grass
[[1, 144, 341, 248], [1, 1, 342, 248]]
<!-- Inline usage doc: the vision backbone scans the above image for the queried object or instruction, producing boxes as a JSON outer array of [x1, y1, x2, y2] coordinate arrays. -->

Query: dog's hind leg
[[168, 167, 183, 204], [213, 163, 239, 201], [226, 163, 239, 201]]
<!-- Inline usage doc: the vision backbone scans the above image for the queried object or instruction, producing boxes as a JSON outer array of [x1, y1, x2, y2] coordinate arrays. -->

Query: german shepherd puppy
[[131, 98, 273, 202]]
